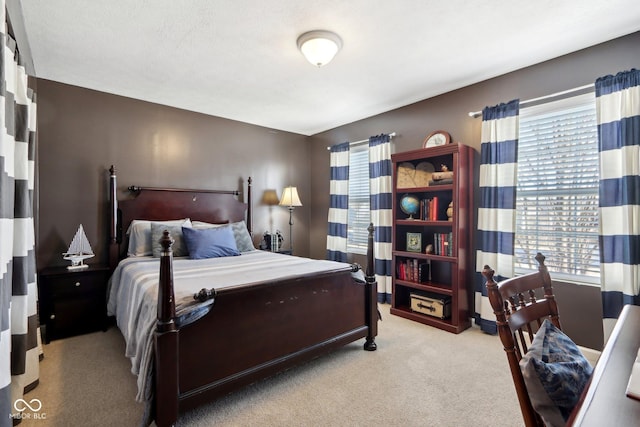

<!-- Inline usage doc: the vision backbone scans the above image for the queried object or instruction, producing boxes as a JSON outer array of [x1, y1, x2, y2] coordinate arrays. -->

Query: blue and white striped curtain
[[369, 134, 393, 303], [595, 69, 640, 335], [0, 4, 40, 423], [474, 100, 520, 334], [327, 142, 350, 262]]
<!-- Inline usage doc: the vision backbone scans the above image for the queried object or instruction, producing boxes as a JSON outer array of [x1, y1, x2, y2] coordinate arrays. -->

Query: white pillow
[[127, 218, 191, 256]]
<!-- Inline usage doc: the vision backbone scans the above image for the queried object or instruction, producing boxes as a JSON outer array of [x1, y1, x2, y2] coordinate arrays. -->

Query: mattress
[[106, 250, 362, 402]]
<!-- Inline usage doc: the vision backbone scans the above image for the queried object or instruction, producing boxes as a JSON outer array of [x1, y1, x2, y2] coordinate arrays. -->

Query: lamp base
[[288, 206, 294, 255]]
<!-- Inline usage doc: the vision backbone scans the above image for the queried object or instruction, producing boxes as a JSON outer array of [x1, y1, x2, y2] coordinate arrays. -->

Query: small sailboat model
[[63, 224, 94, 270]]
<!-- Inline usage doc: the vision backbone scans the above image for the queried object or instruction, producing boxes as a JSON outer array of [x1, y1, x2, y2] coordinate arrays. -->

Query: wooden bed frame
[[107, 166, 379, 427]]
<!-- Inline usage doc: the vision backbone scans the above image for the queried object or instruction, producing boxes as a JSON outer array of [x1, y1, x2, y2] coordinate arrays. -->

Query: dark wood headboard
[[108, 165, 252, 269]]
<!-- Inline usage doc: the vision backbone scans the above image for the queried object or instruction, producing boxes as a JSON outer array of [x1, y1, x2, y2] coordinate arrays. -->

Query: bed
[[106, 166, 379, 427]]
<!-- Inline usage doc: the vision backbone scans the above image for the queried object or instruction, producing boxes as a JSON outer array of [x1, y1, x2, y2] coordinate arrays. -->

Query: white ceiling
[[20, 0, 640, 136]]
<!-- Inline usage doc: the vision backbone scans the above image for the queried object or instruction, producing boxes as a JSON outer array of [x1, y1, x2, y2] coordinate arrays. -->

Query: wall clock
[[423, 130, 451, 148]]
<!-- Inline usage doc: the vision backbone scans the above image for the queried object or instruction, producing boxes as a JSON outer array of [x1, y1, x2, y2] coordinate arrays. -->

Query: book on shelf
[[419, 260, 431, 282], [396, 259, 430, 283], [419, 198, 427, 221], [433, 232, 453, 256], [418, 196, 440, 221], [430, 197, 438, 220], [431, 171, 454, 181], [428, 178, 453, 186], [429, 197, 438, 220]]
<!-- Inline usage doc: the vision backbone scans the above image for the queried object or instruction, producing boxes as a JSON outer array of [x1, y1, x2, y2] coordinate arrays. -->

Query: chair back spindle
[[482, 252, 561, 427]]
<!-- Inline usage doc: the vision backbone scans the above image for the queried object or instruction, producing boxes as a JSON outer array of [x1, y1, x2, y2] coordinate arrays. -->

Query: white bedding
[[106, 250, 360, 403]]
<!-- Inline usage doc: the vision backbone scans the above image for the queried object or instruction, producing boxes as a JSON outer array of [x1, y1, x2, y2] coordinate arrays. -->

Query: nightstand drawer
[[46, 273, 106, 298], [38, 265, 111, 342]]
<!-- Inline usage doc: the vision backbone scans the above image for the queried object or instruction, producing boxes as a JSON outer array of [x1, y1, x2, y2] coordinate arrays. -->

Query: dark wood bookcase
[[390, 143, 475, 333]]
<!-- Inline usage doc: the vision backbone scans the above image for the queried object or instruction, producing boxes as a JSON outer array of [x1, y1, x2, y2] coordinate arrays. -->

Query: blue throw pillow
[[182, 226, 240, 259], [520, 319, 593, 427]]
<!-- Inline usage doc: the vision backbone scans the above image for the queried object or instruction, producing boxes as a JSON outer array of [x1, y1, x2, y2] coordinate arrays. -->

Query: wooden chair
[[482, 253, 561, 427]]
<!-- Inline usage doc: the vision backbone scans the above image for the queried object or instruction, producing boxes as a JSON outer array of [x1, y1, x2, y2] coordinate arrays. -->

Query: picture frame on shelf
[[406, 232, 422, 252]]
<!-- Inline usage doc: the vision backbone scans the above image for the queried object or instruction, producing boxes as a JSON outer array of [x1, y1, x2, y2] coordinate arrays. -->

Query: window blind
[[515, 93, 600, 284], [347, 144, 370, 254]]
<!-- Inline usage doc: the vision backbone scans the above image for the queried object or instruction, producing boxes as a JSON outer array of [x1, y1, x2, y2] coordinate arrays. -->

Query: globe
[[400, 194, 420, 219]]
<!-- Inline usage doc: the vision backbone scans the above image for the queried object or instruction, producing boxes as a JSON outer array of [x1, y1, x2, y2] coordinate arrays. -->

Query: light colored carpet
[[21, 305, 525, 427]]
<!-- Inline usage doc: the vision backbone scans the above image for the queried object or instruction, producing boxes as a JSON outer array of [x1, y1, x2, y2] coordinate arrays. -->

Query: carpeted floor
[[21, 305, 526, 427]]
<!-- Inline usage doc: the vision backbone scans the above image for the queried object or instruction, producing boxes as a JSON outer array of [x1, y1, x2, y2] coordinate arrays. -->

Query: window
[[347, 144, 370, 254], [515, 93, 600, 284]]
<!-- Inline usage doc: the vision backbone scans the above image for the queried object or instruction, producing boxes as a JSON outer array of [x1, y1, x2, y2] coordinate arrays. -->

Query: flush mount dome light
[[297, 30, 342, 67]]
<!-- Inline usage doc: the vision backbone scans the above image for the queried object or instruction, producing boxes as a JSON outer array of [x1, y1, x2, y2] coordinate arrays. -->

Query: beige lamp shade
[[262, 189, 280, 206], [279, 186, 302, 207]]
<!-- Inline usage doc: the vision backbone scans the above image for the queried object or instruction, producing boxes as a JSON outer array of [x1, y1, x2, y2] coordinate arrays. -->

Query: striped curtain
[[326, 142, 350, 262], [595, 69, 640, 336], [0, 4, 40, 424], [369, 134, 393, 303], [474, 100, 520, 334]]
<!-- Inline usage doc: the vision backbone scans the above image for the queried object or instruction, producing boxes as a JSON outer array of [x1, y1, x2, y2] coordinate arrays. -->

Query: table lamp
[[279, 186, 302, 254]]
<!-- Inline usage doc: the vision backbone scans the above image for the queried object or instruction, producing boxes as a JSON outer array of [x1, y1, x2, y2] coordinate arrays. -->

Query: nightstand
[[38, 265, 111, 343]]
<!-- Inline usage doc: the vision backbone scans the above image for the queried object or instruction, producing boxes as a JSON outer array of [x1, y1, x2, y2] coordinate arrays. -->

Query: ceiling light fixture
[[297, 30, 342, 67]]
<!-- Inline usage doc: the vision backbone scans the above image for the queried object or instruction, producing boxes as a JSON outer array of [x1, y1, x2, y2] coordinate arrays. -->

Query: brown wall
[[36, 81, 311, 268], [308, 32, 640, 349], [36, 31, 640, 350]]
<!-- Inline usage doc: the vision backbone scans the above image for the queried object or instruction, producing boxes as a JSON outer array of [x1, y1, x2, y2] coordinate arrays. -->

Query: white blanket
[[106, 250, 359, 402]]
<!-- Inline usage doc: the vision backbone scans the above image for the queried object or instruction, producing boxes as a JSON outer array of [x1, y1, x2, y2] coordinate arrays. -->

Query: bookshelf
[[390, 143, 475, 333]]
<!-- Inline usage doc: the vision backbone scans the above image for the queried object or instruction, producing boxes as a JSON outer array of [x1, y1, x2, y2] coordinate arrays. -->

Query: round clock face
[[423, 131, 451, 148]]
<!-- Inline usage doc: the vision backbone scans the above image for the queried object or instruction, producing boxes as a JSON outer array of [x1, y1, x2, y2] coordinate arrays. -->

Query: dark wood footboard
[[154, 226, 378, 427]]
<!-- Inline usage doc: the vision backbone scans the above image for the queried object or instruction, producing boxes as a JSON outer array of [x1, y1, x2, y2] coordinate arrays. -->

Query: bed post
[[247, 176, 252, 235], [155, 231, 179, 427], [109, 165, 119, 271], [364, 222, 378, 351]]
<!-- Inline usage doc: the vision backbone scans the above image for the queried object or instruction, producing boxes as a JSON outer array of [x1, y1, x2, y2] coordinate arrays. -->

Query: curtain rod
[[467, 83, 594, 118], [326, 132, 396, 150]]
